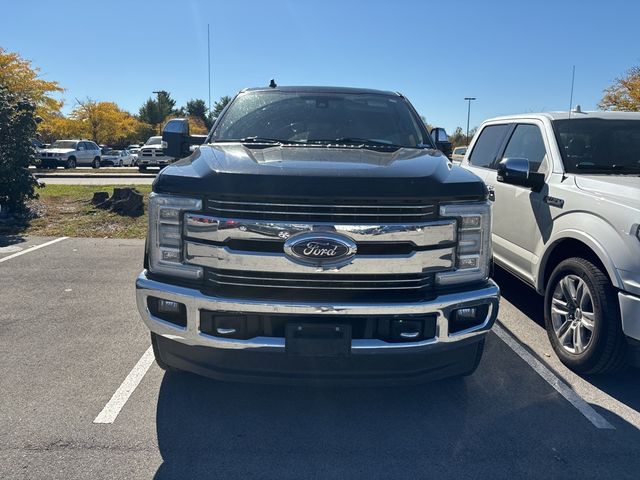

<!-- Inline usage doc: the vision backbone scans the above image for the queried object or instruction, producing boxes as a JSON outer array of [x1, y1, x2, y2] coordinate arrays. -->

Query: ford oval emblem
[[284, 233, 357, 266]]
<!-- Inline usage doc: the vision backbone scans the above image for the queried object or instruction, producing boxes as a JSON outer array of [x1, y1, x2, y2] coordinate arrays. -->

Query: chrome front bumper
[[135, 271, 500, 354]]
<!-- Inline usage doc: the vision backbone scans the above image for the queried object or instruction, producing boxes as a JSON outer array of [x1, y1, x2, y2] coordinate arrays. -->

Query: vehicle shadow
[[492, 265, 545, 328], [493, 265, 640, 414], [151, 334, 640, 479], [153, 370, 483, 479], [0, 234, 28, 247]]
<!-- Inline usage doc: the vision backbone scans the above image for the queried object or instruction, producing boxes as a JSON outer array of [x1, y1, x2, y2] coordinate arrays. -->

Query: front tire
[[92, 157, 101, 169], [151, 333, 181, 372], [544, 257, 627, 374], [64, 157, 76, 169]]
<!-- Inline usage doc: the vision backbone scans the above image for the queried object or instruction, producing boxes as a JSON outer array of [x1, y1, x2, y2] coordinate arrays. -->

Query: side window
[[502, 124, 548, 173], [468, 124, 510, 169], [77, 142, 85, 150]]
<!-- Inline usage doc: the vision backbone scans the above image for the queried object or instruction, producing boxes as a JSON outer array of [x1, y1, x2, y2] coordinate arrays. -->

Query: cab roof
[[240, 85, 401, 96], [484, 110, 640, 123]]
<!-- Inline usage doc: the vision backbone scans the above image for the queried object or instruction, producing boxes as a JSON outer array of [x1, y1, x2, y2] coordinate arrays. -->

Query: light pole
[[464, 97, 476, 146], [152, 90, 168, 134]]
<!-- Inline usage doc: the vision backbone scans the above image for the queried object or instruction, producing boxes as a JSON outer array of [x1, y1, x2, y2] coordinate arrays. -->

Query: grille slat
[[206, 269, 434, 291], [206, 197, 437, 223]]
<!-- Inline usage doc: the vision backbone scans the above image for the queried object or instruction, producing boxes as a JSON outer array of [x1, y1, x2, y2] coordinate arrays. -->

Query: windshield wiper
[[310, 137, 410, 150], [216, 136, 306, 145]]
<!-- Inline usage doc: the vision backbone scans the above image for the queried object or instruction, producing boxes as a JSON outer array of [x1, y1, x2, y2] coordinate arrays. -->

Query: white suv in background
[[462, 111, 640, 374], [39, 139, 102, 169]]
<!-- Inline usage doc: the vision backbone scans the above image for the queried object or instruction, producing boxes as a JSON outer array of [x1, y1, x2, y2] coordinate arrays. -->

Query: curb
[[34, 174, 156, 179]]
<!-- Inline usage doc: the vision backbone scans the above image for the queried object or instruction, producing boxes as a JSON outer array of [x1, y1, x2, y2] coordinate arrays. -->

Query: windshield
[[212, 91, 431, 149], [145, 136, 162, 145], [51, 140, 77, 149], [553, 118, 640, 174], [105, 150, 121, 155]]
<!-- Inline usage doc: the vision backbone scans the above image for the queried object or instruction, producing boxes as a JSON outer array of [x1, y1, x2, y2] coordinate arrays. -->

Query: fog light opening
[[450, 304, 489, 334], [148, 297, 187, 328]]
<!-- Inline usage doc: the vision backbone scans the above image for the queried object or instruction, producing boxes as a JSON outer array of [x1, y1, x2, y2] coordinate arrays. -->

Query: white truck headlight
[[148, 193, 203, 280], [436, 201, 492, 286]]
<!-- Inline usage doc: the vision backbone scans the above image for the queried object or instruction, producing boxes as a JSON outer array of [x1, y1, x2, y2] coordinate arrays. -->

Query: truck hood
[[154, 143, 487, 202], [575, 175, 640, 210]]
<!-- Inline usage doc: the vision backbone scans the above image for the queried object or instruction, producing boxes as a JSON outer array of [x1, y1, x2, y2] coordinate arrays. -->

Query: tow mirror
[[497, 157, 544, 190], [430, 127, 453, 157], [162, 118, 206, 159]]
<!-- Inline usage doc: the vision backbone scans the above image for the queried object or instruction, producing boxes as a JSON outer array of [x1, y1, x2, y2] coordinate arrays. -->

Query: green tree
[[0, 87, 40, 213], [180, 98, 212, 129], [210, 95, 231, 122], [138, 91, 177, 132], [599, 66, 640, 111]]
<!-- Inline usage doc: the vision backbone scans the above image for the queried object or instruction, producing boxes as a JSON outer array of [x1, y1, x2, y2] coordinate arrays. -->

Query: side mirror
[[497, 158, 545, 190], [162, 118, 191, 159], [430, 127, 452, 157], [162, 118, 208, 159]]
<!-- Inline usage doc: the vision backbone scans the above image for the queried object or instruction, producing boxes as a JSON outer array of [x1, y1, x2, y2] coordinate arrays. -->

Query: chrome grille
[[206, 197, 437, 223], [205, 268, 434, 291]]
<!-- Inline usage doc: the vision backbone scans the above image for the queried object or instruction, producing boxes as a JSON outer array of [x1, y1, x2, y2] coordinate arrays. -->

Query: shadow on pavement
[[0, 234, 27, 247], [493, 265, 640, 421], [492, 265, 545, 328], [151, 336, 639, 479]]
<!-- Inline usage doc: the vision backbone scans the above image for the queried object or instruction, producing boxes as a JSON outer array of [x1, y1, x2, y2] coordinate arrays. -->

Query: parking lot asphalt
[[1, 236, 639, 479]]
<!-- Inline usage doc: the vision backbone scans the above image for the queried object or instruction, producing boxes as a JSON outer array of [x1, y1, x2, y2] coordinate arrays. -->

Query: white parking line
[[93, 346, 155, 424], [493, 323, 614, 429], [0, 237, 68, 263]]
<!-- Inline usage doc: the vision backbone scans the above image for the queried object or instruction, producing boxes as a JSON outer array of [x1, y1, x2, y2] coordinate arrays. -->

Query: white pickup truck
[[461, 110, 640, 374], [137, 136, 175, 172]]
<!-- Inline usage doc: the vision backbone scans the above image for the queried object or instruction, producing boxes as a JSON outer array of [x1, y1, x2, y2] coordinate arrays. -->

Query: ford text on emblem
[[284, 233, 357, 266]]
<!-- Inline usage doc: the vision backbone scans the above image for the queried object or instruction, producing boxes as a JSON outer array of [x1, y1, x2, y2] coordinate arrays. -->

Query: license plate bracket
[[285, 323, 351, 356]]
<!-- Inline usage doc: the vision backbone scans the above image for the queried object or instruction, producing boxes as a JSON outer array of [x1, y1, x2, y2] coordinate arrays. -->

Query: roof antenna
[[269, 79, 277, 88], [568, 65, 576, 120]]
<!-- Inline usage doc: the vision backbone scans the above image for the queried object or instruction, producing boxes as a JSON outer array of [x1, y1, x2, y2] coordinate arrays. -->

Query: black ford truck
[[135, 86, 499, 384]]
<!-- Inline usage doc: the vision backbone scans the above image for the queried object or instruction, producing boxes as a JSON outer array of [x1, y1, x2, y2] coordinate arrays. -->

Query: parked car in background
[[461, 110, 640, 374], [137, 135, 175, 172], [30, 138, 45, 165], [39, 139, 102, 169], [31, 138, 45, 152], [101, 149, 135, 167], [128, 146, 141, 164], [451, 146, 467, 164]]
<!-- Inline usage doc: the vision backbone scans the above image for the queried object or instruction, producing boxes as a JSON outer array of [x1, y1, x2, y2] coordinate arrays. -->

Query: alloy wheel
[[550, 274, 595, 355]]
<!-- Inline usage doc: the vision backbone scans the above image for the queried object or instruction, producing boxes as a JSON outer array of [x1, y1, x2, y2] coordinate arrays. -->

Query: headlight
[[436, 201, 492, 286], [148, 193, 203, 280]]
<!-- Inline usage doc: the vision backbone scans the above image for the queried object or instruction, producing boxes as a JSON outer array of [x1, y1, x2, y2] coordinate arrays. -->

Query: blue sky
[[2, 0, 639, 132]]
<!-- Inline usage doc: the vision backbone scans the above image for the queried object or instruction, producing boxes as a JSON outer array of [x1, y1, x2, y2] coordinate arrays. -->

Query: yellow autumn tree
[[187, 115, 208, 135], [599, 67, 640, 111], [70, 99, 154, 146], [0, 47, 64, 121]]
